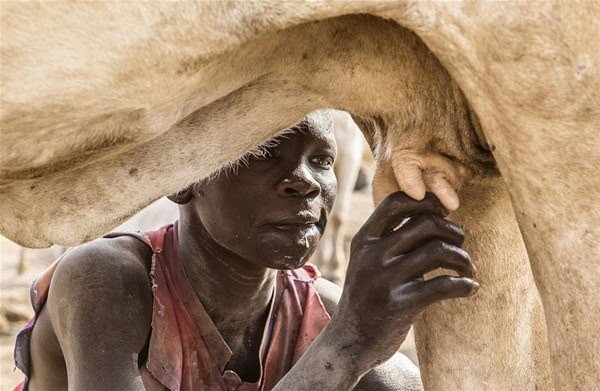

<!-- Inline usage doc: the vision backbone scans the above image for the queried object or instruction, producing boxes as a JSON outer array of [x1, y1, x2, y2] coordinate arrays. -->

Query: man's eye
[[311, 156, 334, 168]]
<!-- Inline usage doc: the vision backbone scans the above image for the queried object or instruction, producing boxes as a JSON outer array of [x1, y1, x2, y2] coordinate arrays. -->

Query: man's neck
[[176, 212, 276, 337]]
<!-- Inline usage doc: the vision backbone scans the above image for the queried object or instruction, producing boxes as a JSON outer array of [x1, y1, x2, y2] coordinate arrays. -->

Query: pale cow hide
[[1, 2, 598, 390], [16, 197, 180, 274]]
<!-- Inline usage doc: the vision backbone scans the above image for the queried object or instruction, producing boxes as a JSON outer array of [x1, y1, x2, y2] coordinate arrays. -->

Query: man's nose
[[276, 164, 321, 198]]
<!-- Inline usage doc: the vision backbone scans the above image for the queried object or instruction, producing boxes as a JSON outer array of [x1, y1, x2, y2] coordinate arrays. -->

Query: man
[[14, 111, 477, 390]]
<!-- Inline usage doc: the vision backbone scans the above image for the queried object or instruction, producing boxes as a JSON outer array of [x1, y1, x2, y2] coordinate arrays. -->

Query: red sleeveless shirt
[[14, 223, 331, 391]]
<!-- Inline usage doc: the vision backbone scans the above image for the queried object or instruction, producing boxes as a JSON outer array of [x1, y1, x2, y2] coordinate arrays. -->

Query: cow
[[1, 2, 598, 389], [15, 197, 180, 275]]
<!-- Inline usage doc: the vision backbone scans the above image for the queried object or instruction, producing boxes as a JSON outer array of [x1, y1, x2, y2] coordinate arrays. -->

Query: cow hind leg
[[484, 123, 600, 389], [314, 111, 364, 285], [414, 176, 553, 390]]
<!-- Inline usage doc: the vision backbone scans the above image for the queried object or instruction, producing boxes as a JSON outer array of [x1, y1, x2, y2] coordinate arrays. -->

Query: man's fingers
[[379, 214, 464, 254], [384, 240, 475, 280], [396, 276, 479, 308], [358, 192, 447, 238]]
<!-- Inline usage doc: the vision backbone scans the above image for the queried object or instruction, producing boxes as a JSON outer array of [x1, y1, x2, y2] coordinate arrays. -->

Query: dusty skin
[[1, 2, 599, 389], [1, 190, 420, 390]]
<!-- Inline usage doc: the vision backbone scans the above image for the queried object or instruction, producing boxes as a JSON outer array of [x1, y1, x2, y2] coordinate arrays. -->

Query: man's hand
[[330, 192, 478, 372]]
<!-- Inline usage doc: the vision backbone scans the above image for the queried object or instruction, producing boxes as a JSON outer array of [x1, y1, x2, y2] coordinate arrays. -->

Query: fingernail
[[470, 281, 480, 295]]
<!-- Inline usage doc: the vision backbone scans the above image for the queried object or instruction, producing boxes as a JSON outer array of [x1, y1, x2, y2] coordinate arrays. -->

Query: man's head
[[171, 111, 337, 270]]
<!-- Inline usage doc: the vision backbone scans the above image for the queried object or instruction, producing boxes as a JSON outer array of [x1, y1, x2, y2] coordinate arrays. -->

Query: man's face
[[195, 119, 337, 270]]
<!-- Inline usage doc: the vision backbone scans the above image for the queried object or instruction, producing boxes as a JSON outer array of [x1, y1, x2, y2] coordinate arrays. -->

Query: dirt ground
[[0, 236, 56, 389], [0, 187, 416, 390]]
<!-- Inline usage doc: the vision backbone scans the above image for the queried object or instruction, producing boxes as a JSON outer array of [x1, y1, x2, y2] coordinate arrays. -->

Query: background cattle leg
[[314, 111, 364, 285], [414, 176, 553, 390], [482, 124, 600, 390]]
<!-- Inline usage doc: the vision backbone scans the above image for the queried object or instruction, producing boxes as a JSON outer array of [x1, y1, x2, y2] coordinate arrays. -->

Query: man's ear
[[167, 186, 194, 204]]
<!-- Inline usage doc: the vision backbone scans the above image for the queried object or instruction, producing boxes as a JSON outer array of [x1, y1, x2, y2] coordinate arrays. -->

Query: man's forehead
[[205, 110, 336, 181], [299, 110, 335, 141]]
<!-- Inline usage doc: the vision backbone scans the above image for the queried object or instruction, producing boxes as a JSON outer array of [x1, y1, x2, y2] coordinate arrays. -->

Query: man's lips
[[260, 211, 325, 232], [271, 216, 320, 225]]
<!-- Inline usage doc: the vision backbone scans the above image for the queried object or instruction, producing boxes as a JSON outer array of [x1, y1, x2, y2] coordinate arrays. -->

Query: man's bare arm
[[45, 238, 152, 390], [312, 278, 423, 390], [273, 192, 478, 390]]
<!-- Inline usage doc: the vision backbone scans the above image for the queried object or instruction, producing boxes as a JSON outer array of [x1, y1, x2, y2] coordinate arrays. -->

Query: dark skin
[[26, 117, 477, 390]]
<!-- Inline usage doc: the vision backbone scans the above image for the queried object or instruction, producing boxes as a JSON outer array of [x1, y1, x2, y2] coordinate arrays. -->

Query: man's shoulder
[[356, 353, 422, 391], [48, 235, 153, 314], [313, 277, 342, 315], [57, 234, 152, 281]]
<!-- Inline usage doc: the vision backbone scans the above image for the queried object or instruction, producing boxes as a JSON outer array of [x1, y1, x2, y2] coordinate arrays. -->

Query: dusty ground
[[0, 237, 56, 389], [0, 187, 416, 390]]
